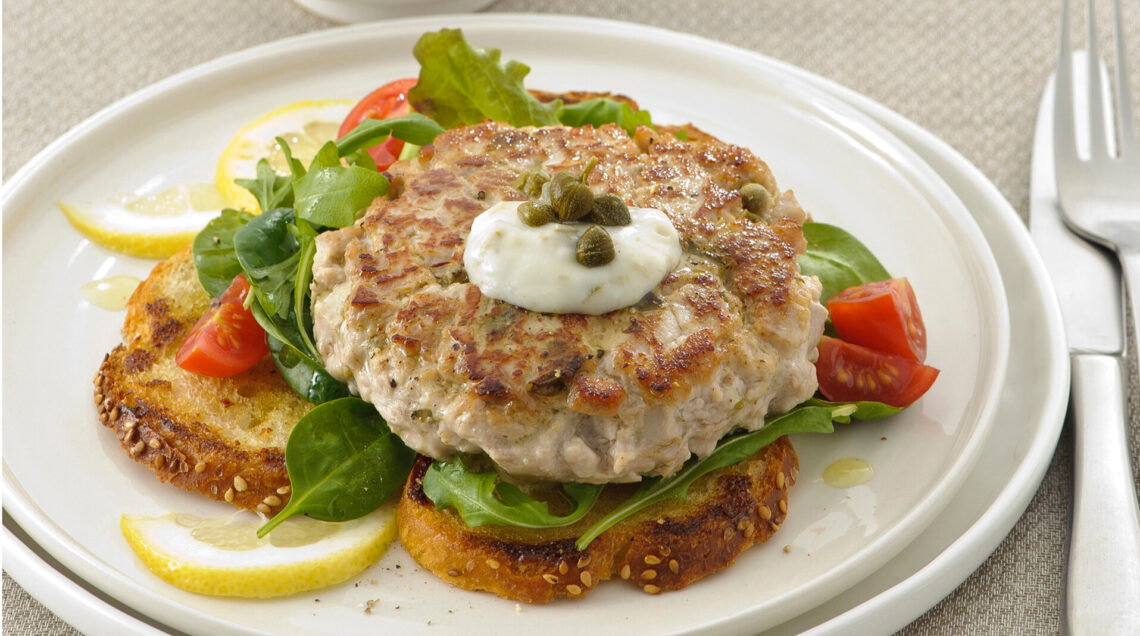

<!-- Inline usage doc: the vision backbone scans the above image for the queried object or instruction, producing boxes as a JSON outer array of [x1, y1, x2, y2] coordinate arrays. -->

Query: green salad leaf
[[409, 28, 561, 128], [266, 336, 350, 404], [235, 157, 295, 212], [293, 141, 389, 229], [422, 460, 603, 529], [257, 397, 414, 538], [573, 405, 839, 550], [192, 208, 251, 298], [556, 98, 653, 136], [335, 113, 446, 157], [803, 397, 901, 423], [233, 207, 301, 321], [799, 222, 891, 301]]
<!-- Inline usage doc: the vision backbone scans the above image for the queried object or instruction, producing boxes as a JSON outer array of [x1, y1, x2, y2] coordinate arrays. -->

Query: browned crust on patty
[[397, 436, 798, 603], [94, 245, 311, 513]]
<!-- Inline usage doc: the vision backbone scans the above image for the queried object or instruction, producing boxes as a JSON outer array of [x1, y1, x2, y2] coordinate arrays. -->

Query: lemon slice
[[215, 99, 354, 212], [120, 505, 397, 598], [59, 182, 230, 259]]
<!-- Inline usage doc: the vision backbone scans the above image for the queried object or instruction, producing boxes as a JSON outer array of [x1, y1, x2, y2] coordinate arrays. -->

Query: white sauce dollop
[[464, 201, 682, 315]]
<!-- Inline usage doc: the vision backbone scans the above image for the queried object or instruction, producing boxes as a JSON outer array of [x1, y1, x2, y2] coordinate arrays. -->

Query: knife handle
[[1065, 354, 1140, 635]]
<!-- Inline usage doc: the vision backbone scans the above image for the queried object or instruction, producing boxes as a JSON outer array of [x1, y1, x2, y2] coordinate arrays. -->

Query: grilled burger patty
[[312, 121, 826, 484]]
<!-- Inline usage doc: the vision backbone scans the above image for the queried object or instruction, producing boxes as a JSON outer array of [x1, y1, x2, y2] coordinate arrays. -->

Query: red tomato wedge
[[815, 336, 939, 407], [827, 278, 927, 361], [337, 78, 417, 171], [176, 275, 269, 377]]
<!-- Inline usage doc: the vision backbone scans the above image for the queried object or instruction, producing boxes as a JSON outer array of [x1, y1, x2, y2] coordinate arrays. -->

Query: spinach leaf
[[804, 397, 901, 422], [233, 207, 301, 321], [257, 397, 414, 537], [293, 141, 389, 229], [335, 113, 446, 157], [266, 335, 350, 404], [409, 28, 561, 128], [799, 222, 891, 301], [556, 98, 654, 136], [234, 157, 294, 212], [192, 208, 251, 297], [574, 405, 838, 550], [423, 460, 602, 529]]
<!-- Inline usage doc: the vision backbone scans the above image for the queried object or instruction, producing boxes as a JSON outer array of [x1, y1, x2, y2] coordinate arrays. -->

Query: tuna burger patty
[[311, 121, 826, 484]]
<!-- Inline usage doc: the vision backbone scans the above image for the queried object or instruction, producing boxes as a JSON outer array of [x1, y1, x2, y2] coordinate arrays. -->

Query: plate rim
[[1, 13, 1031, 636]]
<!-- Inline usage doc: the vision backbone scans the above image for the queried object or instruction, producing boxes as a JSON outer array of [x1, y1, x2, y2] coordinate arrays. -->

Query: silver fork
[[1053, 0, 1140, 634], [1055, 0, 1140, 317]]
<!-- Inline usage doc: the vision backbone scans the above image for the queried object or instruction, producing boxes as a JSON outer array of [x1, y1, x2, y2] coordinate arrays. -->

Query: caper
[[577, 225, 615, 267], [518, 200, 557, 227], [740, 183, 774, 220], [548, 171, 578, 198], [588, 193, 631, 226], [513, 171, 550, 199], [552, 181, 595, 222]]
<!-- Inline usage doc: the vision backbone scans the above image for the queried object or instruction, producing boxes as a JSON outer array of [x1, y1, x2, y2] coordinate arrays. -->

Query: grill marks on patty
[[311, 121, 825, 482]]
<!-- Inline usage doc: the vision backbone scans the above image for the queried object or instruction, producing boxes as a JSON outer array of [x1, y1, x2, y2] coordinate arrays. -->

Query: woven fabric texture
[[4, 0, 1139, 634]]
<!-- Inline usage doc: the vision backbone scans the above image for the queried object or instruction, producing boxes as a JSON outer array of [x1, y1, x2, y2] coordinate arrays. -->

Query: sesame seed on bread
[[397, 436, 798, 602]]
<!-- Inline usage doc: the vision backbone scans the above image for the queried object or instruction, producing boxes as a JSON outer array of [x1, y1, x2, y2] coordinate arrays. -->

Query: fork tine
[[1112, 0, 1136, 155], [1086, 0, 1110, 158], [1056, 0, 1079, 164]]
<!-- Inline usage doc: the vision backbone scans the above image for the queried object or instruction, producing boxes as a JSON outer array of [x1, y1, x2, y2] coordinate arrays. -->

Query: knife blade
[[1030, 60, 1140, 635], [1029, 71, 1122, 354]]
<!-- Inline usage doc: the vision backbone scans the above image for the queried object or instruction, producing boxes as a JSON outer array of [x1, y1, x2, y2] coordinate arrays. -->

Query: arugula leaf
[[556, 98, 653, 136], [803, 398, 901, 423], [573, 405, 838, 550], [422, 460, 602, 529], [266, 335, 350, 404], [293, 141, 389, 229], [335, 113, 446, 157], [258, 397, 414, 537], [799, 222, 891, 302], [233, 207, 301, 321], [192, 208, 251, 297], [234, 158, 294, 212], [409, 28, 560, 128], [276, 135, 307, 180]]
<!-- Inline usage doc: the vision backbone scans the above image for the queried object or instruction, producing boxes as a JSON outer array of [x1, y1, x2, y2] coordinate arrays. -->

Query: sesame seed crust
[[398, 435, 798, 603]]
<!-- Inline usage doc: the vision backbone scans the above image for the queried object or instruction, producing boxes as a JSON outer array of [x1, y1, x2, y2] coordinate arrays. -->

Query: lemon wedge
[[215, 99, 354, 212], [59, 182, 230, 259], [120, 505, 397, 598]]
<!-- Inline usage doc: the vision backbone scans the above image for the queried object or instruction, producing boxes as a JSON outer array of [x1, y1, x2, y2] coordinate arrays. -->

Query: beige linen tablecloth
[[4, 0, 1139, 633]]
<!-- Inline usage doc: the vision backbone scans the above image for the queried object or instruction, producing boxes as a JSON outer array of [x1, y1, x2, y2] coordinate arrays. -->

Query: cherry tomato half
[[815, 336, 939, 407], [176, 275, 269, 377], [337, 78, 417, 171], [827, 278, 927, 362]]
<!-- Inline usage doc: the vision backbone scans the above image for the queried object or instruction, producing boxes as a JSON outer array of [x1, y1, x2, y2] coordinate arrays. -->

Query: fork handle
[[1065, 354, 1140, 635]]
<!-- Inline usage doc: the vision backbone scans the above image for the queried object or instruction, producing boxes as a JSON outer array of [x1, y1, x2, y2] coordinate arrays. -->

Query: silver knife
[[1029, 69, 1140, 633]]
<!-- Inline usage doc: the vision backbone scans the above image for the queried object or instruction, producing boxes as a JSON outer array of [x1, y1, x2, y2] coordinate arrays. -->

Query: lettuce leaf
[[409, 28, 561, 128], [557, 98, 653, 136]]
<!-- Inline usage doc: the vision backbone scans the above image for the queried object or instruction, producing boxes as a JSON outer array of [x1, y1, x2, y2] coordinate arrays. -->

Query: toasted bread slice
[[93, 244, 312, 513], [397, 436, 798, 603]]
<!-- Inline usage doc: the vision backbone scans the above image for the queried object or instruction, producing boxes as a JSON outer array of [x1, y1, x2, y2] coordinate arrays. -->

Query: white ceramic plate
[[3, 15, 1014, 636]]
